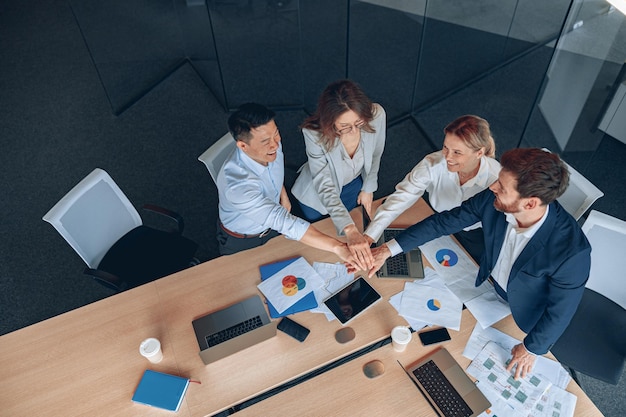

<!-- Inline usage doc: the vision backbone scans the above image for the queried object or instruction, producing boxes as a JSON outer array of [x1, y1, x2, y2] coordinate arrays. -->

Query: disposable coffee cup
[[391, 326, 412, 352], [139, 338, 163, 363]]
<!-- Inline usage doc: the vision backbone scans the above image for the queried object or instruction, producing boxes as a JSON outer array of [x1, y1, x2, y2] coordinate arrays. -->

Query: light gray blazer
[[292, 104, 386, 235]]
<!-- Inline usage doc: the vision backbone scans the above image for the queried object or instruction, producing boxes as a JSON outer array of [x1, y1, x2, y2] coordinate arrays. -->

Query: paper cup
[[391, 326, 412, 352], [139, 338, 163, 363]]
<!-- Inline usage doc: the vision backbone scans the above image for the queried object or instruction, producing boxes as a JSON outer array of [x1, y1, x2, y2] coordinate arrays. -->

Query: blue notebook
[[259, 257, 318, 318], [132, 369, 190, 412]]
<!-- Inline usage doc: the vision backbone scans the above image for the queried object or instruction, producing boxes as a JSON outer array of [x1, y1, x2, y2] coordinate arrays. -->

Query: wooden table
[[0, 199, 602, 416], [235, 309, 602, 416]]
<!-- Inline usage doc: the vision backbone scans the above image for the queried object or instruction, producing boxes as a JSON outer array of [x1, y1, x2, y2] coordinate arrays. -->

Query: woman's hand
[[344, 224, 374, 271], [357, 191, 374, 219]]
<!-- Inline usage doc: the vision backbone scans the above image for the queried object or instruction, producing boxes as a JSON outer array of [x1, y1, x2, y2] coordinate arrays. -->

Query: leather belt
[[219, 223, 271, 239]]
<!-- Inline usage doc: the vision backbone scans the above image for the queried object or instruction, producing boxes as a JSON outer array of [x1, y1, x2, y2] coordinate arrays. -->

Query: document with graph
[[466, 341, 552, 417]]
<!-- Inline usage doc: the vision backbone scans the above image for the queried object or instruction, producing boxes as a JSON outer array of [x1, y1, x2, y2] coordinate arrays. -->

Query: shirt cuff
[[522, 341, 538, 356], [386, 239, 403, 257]]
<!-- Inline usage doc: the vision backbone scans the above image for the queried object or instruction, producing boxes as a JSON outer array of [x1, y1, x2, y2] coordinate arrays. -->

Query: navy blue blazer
[[395, 189, 591, 354]]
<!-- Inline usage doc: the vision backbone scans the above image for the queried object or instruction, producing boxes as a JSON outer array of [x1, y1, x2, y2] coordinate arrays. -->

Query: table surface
[[0, 199, 602, 416]]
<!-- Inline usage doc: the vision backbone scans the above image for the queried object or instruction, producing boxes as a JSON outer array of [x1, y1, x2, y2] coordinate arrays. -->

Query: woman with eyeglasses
[[292, 79, 386, 268]]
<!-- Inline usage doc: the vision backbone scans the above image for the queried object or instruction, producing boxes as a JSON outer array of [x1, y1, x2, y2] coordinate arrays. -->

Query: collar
[[505, 204, 550, 237]]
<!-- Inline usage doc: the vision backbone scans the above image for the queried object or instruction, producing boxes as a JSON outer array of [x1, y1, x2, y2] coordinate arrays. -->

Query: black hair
[[228, 103, 276, 143]]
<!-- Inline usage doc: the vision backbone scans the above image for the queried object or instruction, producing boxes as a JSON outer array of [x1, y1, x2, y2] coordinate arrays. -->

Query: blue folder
[[259, 257, 318, 318]]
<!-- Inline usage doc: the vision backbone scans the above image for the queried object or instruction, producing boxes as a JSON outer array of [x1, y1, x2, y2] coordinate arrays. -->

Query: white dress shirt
[[365, 151, 501, 241], [491, 206, 550, 291], [217, 143, 309, 240]]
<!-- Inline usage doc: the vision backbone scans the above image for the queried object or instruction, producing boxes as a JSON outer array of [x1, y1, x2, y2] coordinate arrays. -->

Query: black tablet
[[323, 276, 382, 325]]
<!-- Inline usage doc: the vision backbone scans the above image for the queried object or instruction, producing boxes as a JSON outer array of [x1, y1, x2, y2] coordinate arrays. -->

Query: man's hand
[[333, 242, 367, 272], [366, 244, 392, 278], [344, 224, 374, 270], [506, 343, 536, 380], [357, 191, 374, 219], [280, 187, 292, 213]]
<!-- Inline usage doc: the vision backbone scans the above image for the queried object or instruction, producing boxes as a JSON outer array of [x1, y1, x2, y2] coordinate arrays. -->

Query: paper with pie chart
[[257, 257, 324, 314], [398, 272, 463, 330]]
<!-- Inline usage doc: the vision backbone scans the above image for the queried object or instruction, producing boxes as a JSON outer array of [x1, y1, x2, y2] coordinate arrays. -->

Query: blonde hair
[[444, 115, 495, 158]]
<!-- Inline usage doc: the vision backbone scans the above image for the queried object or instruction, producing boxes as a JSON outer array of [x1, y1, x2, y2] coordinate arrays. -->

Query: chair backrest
[[198, 132, 237, 184], [43, 168, 142, 269], [581, 210, 626, 309], [542, 148, 604, 221]]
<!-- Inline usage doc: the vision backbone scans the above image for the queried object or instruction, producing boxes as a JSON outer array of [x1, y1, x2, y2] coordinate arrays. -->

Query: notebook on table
[[399, 347, 491, 417], [192, 295, 277, 365], [377, 228, 425, 279], [132, 369, 190, 412], [259, 257, 317, 318]]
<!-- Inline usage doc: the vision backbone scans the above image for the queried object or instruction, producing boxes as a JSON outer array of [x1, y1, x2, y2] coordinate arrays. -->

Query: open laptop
[[399, 348, 491, 417], [377, 228, 425, 279], [192, 295, 277, 365]]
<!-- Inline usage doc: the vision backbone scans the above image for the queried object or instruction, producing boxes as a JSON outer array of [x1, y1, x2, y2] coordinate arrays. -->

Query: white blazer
[[292, 104, 386, 235]]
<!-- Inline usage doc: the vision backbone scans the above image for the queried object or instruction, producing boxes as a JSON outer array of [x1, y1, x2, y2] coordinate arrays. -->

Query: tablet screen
[[323, 277, 382, 325]]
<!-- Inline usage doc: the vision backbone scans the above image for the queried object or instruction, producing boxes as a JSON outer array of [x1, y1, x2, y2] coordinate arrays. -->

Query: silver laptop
[[192, 295, 277, 365], [377, 228, 425, 279], [400, 348, 491, 417]]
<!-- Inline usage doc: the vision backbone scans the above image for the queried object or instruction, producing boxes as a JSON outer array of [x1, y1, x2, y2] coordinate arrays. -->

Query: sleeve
[[302, 128, 355, 235], [522, 248, 590, 354], [225, 176, 310, 240], [361, 104, 386, 193], [365, 153, 439, 241], [394, 189, 488, 253]]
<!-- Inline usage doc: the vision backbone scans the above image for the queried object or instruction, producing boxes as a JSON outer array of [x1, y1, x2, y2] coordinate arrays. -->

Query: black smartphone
[[277, 317, 310, 342], [418, 327, 451, 346]]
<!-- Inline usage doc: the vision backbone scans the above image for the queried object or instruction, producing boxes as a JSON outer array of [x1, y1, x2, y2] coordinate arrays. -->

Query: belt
[[220, 223, 271, 239]]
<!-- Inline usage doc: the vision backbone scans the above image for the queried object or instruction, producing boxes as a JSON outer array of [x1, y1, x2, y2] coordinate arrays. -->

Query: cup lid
[[139, 338, 161, 357], [391, 326, 411, 343]]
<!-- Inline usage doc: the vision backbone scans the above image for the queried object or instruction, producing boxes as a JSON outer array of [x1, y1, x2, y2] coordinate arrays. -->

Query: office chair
[[550, 210, 626, 385], [198, 132, 237, 184], [43, 168, 199, 292], [542, 148, 604, 221]]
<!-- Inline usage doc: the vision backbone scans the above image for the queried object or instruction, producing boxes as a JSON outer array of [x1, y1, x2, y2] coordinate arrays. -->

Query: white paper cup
[[391, 326, 412, 352], [139, 338, 163, 363]]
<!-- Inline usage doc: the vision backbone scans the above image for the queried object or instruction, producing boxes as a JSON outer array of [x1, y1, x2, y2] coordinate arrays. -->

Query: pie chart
[[436, 248, 458, 267], [427, 299, 441, 311]]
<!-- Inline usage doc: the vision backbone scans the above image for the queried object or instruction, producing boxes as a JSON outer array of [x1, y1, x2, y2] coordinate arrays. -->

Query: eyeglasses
[[335, 120, 365, 135]]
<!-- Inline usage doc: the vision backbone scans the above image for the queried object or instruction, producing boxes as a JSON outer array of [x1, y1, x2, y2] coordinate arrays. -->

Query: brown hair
[[444, 115, 496, 158], [301, 79, 375, 151], [500, 148, 569, 205]]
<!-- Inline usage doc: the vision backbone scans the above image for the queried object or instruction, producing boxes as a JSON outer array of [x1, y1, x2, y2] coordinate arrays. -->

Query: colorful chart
[[427, 298, 441, 311], [436, 248, 458, 267], [281, 275, 305, 296]]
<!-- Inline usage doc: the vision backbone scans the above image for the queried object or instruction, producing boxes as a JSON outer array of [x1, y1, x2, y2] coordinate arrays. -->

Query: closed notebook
[[132, 369, 190, 412], [259, 257, 317, 318]]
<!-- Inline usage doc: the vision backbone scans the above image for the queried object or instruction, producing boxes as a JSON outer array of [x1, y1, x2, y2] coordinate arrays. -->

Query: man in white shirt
[[364, 148, 591, 379], [216, 103, 363, 269]]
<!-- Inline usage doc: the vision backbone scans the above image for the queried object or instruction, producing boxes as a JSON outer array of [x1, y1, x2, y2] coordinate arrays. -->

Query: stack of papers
[[389, 268, 463, 330], [464, 326, 576, 417], [257, 257, 324, 316]]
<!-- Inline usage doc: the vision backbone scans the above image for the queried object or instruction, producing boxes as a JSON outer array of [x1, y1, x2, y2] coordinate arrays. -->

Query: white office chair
[[542, 148, 604, 221], [198, 132, 237, 184], [43, 168, 198, 291], [551, 210, 626, 384]]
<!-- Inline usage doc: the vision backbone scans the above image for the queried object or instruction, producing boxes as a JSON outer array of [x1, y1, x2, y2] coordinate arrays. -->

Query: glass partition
[[70, 0, 186, 115]]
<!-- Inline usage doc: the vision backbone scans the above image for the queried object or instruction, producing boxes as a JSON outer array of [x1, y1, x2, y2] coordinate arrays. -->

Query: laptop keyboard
[[383, 229, 409, 276], [205, 315, 263, 347], [412, 360, 473, 417]]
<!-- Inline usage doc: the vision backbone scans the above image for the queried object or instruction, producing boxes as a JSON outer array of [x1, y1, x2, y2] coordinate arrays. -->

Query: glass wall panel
[[299, 0, 348, 113], [70, 0, 186, 115], [521, 0, 626, 220], [207, 0, 302, 110], [175, 0, 226, 109], [348, 1, 425, 121]]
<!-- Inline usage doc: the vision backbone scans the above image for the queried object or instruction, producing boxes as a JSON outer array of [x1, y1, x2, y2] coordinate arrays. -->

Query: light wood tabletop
[[0, 198, 602, 416]]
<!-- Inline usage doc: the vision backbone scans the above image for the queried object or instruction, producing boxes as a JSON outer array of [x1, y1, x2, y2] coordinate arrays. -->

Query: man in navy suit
[[368, 148, 591, 379]]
